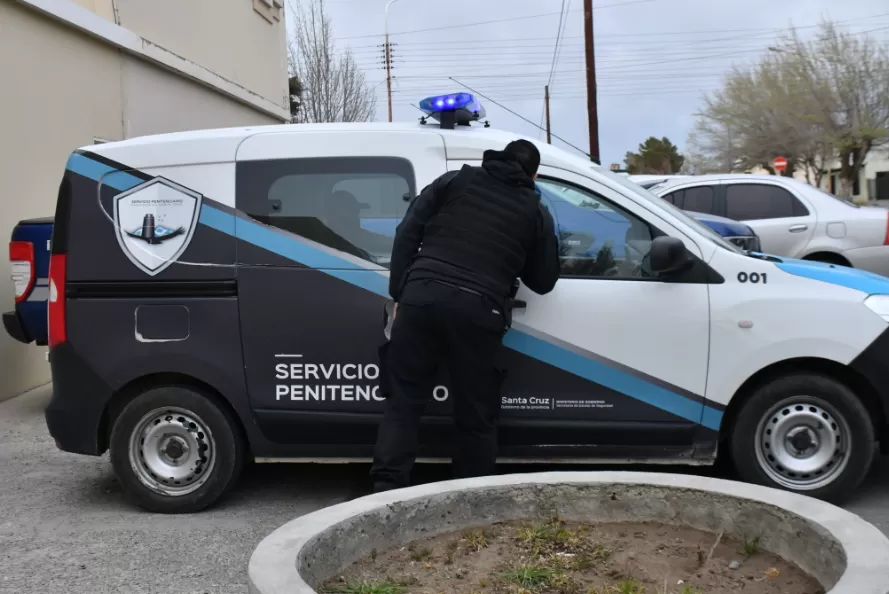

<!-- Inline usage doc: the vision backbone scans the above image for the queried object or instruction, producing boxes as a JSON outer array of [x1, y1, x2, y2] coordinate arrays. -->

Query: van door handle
[[511, 299, 527, 309], [788, 224, 808, 233]]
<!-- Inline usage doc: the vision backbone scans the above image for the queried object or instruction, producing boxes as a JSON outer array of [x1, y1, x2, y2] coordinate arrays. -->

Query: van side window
[[536, 179, 658, 280], [725, 183, 808, 220], [236, 157, 415, 267]]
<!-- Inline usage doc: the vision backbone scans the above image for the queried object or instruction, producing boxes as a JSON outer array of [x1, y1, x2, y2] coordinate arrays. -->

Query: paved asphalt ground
[[2, 385, 888, 594]]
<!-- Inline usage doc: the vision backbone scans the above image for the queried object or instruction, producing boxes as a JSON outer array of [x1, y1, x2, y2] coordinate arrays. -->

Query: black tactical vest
[[404, 151, 542, 304]]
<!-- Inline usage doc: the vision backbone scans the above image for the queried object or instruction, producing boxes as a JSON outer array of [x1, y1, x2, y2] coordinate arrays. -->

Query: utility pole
[[385, 40, 393, 122], [384, 0, 401, 123], [583, 0, 600, 164], [544, 85, 552, 144]]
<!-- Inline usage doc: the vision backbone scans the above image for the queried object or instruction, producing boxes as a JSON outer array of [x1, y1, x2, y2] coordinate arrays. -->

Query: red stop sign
[[773, 157, 787, 172]]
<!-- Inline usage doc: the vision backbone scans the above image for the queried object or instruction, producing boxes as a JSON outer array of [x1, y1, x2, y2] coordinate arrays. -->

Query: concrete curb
[[248, 472, 889, 594]]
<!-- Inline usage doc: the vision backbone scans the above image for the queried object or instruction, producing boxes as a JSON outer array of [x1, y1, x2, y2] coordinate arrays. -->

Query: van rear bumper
[[3, 311, 31, 344], [46, 343, 113, 456]]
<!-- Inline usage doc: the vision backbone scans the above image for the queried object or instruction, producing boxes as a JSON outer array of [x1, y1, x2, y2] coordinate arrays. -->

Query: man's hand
[[392, 302, 398, 320]]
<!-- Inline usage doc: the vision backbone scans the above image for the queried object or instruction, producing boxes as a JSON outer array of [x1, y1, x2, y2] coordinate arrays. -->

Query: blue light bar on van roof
[[419, 92, 484, 116]]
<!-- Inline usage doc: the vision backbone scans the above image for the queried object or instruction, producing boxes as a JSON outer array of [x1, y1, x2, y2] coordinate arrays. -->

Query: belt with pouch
[[429, 279, 514, 336]]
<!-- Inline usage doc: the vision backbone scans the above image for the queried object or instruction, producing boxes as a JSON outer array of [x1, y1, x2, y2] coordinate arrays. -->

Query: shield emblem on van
[[113, 177, 203, 276]]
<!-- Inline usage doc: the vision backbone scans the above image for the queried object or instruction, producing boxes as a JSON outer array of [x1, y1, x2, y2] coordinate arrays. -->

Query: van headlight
[[863, 295, 889, 321]]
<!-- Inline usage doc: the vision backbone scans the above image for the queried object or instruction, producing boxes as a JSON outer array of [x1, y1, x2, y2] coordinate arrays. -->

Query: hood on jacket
[[482, 149, 536, 189]]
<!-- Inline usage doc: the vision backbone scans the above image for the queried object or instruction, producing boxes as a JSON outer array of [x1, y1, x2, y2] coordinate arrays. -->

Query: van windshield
[[596, 169, 743, 254]]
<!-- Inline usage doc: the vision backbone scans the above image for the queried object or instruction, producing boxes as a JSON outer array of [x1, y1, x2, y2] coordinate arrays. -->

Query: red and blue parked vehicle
[[4, 217, 53, 346]]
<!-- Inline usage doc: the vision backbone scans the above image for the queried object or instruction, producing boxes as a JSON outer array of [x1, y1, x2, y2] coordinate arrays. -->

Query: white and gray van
[[45, 95, 889, 512]]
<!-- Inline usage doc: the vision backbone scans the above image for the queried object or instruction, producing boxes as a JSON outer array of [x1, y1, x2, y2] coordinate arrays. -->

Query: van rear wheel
[[729, 373, 875, 504], [110, 386, 244, 514]]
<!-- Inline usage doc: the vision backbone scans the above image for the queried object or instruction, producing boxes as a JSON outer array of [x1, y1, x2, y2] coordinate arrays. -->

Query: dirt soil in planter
[[322, 518, 824, 594]]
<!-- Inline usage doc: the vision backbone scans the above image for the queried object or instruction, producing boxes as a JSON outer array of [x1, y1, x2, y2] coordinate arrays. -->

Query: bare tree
[[776, 21, 889, 197], [684, 116, 744, 174], [689, 19, 888, 196], [691, 58, 831, 178], [288, 0, 376, 123]]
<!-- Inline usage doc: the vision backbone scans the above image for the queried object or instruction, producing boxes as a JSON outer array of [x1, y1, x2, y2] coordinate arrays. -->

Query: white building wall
[[0, 0, 289, 401]]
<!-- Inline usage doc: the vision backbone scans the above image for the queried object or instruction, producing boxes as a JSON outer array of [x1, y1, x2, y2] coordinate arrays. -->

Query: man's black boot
[[372, 481, 400, 494]]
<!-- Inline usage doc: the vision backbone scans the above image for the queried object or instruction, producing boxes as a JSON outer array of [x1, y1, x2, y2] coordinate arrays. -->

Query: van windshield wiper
[[744, 251, 782, 262]]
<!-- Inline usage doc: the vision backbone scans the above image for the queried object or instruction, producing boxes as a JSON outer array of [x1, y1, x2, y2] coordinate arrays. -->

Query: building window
[[826, 169, 861, 197], [876, 172, 889, 202], [254, 0, 282, 23]]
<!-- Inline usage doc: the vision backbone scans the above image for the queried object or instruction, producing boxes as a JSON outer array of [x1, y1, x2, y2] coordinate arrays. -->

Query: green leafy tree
[[624, 137, 685, 174], [288, 75, 303, 124]]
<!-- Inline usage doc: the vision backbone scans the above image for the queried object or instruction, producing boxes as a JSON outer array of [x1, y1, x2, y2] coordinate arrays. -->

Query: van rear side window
[[237, 157, 415, 267]]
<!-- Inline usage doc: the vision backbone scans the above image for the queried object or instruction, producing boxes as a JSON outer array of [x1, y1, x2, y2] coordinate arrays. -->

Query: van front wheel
[[110, 386, 244, 513], [729, 373, 875, 504]]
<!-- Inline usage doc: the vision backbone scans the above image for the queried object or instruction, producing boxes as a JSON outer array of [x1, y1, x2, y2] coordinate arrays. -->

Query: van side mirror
[[649, 236, 692, 277]]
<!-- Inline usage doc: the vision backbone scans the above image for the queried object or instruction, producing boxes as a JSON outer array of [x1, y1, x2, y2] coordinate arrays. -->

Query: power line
[[388, 69, 882, 98], [339, 15, 889, 62], [347, 33, 788, 57], [384, 62, 889, 98], [390, 79, 725, 93], [349, 24, 889, 74], [337, 0, 656, 40], [375, 25, 889, 80], [340, 11, 889, 49], [449, 77, 592, 157], [547, 0, 571, 88], [362, 29, 887, 57], [392, 87, 710, 104], [375, 44, 800, 66], [539, 0, 571, 135]]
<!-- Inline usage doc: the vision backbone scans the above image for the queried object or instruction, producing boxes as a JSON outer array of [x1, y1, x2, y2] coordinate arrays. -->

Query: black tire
[[729, 373, 875, 504], [110, 386, 244, 514]]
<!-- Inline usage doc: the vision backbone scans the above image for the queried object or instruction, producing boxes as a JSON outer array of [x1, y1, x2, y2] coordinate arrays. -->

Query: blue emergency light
[[418, 92, 486, 129]]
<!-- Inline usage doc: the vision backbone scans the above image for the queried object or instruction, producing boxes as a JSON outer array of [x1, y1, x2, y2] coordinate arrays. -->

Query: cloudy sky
[[301, 0, 888, 167]]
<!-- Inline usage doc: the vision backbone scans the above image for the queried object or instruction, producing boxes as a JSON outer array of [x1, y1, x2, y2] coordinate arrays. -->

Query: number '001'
[[738, 272, 767, 284]]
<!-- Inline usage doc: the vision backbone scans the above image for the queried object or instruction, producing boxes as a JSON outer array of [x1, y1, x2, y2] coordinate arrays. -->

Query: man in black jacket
[[370, 139, 561, 492]]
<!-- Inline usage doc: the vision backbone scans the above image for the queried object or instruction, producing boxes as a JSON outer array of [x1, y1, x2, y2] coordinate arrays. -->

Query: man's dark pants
[[370, 279, 507, 491]]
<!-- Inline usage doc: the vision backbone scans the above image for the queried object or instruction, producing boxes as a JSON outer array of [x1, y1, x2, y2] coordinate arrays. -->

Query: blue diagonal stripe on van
[[66, 153, 145, 192], [64, 153, 725, 431], [201, 206, 391, 295], [502, 330, 712, 426]]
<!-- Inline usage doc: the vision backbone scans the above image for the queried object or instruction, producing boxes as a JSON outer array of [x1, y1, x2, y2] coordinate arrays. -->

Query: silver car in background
[[649, 174, 889, 276], [627, 174, 689, 189]]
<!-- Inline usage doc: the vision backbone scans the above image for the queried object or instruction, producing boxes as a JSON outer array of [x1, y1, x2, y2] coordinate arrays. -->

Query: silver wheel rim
[[128, 406, 216, 496], [754, 396, 851, 491]]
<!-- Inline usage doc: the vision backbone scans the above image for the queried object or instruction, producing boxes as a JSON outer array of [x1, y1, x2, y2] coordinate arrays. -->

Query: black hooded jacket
[[388, 149, 561, 305]]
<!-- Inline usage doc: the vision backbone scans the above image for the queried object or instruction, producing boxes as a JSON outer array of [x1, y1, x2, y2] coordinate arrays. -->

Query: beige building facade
[[0, 0, 290, 401], [748, 148, 889, 203]]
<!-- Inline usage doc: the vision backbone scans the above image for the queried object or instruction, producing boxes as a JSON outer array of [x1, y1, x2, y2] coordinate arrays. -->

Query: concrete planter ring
[[248, 472, 889, 594]]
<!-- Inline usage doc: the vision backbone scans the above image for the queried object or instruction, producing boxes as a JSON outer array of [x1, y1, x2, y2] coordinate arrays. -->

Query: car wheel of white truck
[[110, 386, 244, 514], [729, 372, 875, 505]]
